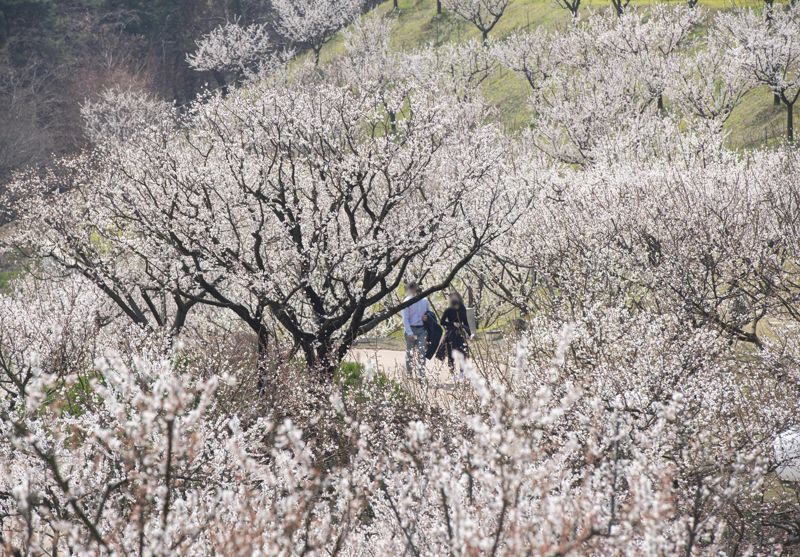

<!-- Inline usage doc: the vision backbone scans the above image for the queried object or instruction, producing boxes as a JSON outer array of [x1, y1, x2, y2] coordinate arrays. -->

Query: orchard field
[[1, 0, 800, 555]]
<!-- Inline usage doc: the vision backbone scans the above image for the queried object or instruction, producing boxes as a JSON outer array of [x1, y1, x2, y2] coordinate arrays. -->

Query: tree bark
[[787, 100, 794, 143], [296, 336, 339, 381], [316, 338, 338, 380], [212, 69, 228, 96], [437, 0, 442, 14], [256, 324, 273, 395]]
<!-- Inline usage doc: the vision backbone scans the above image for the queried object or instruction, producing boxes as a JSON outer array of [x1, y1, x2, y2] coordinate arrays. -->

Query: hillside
[[0, 0, 785, 195], [318, 0, 784, 146]]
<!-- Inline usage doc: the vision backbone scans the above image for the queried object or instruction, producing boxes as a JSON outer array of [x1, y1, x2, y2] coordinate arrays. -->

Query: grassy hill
[[317, 0, 784, 147]]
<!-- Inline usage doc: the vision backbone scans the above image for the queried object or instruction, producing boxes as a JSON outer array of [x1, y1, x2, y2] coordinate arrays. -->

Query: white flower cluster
[[2, 4, 800, 555], [187, 21, 275, 78]]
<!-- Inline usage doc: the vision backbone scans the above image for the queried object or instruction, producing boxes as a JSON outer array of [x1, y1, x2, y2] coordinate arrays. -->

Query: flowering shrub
[[2, 4, 800, 555], [1, 286, 798, 554]]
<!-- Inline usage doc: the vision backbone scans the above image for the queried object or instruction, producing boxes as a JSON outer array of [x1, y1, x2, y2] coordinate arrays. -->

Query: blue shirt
[[401, 297, 429, 335]]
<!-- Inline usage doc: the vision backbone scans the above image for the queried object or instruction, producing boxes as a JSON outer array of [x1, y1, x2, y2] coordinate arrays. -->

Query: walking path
[[348, 347, 468, 390], [347, 334, 511, 398]]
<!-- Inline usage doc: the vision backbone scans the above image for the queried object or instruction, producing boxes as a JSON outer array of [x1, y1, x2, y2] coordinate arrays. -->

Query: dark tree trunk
[[296, 336, 341, 382], [787, 100, 794, 143], [611, 0, 627, 16], [315, 338, 337, 381], [170, 296, 196, 335], [393, 0, 399, 10], [256, 324, 273, 395], [775, 93, 781, 106], [437, 0, 442, 14], [657, 94, 665, 112], [211, 70, 228, 96]]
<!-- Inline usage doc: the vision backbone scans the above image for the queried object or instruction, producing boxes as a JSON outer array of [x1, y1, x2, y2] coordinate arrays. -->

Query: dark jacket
[[423, 310, 443, 360], [440, 305, 471, 336], [438, 305, 471, 361]]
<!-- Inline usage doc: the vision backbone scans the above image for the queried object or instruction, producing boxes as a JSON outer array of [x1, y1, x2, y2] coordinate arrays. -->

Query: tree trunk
[[293, 323, 367, 382], [787, 100, 794, 143], [296, 336, 341, 382], [256, 325, 272, 395], [657, 94, 664, 112], [315, 338, 338, 381], [437, 0, 442, 14], [482, 29, 489, 46], [611, 0, 627, 16], [775, 93, 781, 106], [393, 0, 399, 10], [212, 70, 228, 96]]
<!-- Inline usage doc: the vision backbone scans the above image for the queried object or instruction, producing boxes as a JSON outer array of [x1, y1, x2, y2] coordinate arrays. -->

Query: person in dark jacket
[[439, 291, 473, 371]]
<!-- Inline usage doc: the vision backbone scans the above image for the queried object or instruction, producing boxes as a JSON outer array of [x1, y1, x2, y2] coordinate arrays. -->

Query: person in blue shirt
[[401, 280, 429, 381]]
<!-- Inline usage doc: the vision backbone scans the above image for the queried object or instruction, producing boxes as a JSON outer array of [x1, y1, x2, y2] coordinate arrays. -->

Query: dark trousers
[[443, 328, 468, 369]]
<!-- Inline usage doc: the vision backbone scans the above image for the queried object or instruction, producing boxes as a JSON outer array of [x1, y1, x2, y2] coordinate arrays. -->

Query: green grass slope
[[317, 0, 784, 146]]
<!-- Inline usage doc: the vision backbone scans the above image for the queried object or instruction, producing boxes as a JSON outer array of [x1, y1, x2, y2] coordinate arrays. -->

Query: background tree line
[[0, 0, 275, 208]]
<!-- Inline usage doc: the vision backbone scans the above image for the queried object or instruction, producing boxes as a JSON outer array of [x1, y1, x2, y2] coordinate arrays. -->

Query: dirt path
[[347, 335, 511, 401], [348, 347, 467, 390]]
